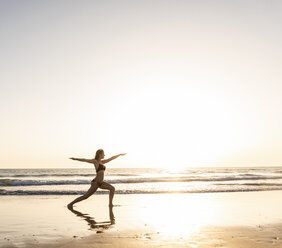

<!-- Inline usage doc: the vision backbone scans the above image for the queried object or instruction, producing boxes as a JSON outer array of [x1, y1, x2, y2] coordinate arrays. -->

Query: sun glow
[[100, 79, 244, 169]]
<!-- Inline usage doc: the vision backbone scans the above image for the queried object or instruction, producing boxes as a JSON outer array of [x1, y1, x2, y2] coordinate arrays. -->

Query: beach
[[2, 191, 282, 248], [2, 0, 282, 246]]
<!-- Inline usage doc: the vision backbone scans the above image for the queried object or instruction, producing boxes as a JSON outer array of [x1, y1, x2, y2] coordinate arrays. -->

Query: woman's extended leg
[[99, 182, 115, 206], [67, 181, 99, 209]]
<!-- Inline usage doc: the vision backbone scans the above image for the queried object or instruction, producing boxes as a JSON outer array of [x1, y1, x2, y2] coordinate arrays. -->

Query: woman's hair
[[95, 149, 104, 160]]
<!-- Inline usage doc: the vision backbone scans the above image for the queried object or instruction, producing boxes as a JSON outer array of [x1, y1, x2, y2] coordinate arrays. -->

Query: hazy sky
[[1, 0, 282, 168]]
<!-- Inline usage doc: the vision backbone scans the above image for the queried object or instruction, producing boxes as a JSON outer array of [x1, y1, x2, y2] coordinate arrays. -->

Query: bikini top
[[96, 163, 106, 173]]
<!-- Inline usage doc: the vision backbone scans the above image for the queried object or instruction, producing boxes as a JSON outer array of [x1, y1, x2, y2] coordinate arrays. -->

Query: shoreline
[[2, 191, 282, 247]]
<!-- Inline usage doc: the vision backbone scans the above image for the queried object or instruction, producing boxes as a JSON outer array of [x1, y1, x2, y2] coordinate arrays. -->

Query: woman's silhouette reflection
[[68, 206, 115, 231]]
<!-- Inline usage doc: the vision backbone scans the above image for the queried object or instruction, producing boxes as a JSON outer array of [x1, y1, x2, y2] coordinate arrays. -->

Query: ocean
[[1, 167, 282, 196]]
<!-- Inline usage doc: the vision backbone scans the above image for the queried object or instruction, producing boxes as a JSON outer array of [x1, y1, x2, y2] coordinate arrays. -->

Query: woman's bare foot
[[67, 203, 73, 210]]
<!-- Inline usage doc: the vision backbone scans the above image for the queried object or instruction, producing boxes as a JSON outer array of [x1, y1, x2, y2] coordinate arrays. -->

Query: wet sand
[[1, 191, 282, 247]]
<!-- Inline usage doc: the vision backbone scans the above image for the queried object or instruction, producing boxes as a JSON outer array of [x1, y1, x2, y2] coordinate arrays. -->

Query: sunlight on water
[[134, 194, 218, 239], [2, 167, 282, 195]]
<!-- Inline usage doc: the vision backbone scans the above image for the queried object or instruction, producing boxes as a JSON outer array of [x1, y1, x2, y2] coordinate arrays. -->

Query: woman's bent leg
[[100, 182, 115, 206], [67, 182, 99, 209]]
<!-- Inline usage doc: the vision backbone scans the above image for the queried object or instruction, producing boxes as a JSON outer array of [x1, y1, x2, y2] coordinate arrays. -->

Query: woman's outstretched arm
[[69, 157, 94, 163], [101, 153, 126, 164]]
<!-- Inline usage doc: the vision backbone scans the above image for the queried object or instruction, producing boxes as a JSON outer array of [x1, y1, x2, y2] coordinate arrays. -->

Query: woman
[[67, 149, 126, 209]]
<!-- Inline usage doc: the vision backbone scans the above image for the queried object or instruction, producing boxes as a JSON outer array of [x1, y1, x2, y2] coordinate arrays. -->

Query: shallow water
[[1, 167, 282, 195], [2, 191, 282, 247]]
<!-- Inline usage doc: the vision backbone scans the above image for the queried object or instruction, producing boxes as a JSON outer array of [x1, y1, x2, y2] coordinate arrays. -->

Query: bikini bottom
[[92, 179, 103, 187]]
